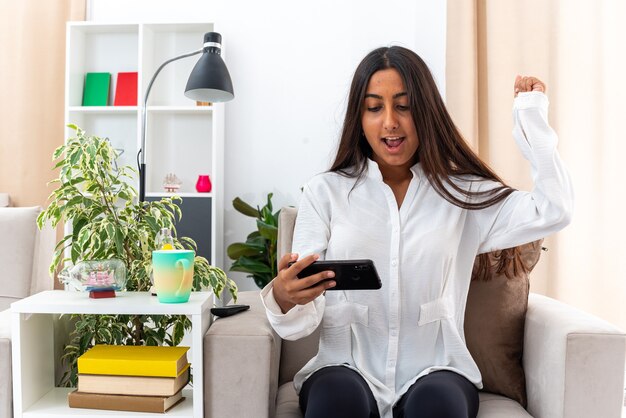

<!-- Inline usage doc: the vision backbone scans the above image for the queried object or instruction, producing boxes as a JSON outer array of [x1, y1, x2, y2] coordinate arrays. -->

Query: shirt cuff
[[259, 281, 324, 340], [514, 91, 549, 110], [260, 283, 285, 315]]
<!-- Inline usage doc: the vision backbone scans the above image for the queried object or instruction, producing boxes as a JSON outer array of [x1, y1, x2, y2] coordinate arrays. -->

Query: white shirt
[[261, 92, 573, 418]]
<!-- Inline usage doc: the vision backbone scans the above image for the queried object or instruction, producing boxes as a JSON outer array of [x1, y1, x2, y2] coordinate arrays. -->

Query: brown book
[[78, 365, 189, 396], [68, 389, 184, 413]]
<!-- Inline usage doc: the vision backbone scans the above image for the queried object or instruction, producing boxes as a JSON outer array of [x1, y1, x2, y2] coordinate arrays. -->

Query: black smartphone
[[289, 259, 382, 290], [210, 304, 250, 318]]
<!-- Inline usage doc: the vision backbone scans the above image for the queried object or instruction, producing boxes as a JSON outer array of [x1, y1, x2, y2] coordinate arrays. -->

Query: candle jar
[[196, 175, 212, 193]]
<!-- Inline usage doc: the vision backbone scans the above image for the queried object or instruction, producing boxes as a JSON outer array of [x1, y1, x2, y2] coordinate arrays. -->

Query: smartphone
[[289, 259, 382, 290]]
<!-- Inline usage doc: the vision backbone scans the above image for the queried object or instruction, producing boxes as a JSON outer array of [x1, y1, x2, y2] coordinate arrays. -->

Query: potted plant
[[226, 193, 280, 288], [38, 125, 237, 386]]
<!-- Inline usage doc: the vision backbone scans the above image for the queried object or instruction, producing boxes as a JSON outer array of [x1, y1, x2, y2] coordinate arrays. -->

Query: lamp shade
[[184, 32, 234, 102]]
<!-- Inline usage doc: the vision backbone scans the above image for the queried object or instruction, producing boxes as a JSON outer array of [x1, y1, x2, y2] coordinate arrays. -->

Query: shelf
[[23, 387, 193, 417], [146, 192, 213, 198], [66, 22, 139, 34], [11, 291, 212, 315], [147, 106, 213, 114], [68, 106, 138, 114], [67, 106, 211, 115]]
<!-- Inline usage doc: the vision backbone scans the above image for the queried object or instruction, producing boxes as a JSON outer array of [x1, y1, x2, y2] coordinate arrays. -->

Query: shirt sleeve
[[258, 180, 331, 340], [291, 180, 332, 260], [259, 283, 325, 340], [471, 91, 574, 254]]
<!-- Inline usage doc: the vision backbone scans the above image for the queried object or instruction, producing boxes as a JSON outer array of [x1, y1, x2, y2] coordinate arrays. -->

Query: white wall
[[88, 0, 447, 291]]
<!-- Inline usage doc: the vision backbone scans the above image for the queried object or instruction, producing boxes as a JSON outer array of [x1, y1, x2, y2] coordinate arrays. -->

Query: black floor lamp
[[138, 32, 234, 203]]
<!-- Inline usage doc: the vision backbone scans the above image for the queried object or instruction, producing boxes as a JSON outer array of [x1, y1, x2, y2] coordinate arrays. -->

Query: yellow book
[[77, 345, 189, 377]]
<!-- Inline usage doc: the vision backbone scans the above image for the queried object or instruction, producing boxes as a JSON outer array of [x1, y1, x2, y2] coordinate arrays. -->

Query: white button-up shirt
[[261, 92, 573, 418]]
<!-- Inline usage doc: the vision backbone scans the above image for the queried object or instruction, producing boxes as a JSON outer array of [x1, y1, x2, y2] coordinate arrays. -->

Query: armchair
[[0, 206, 55, 417], [204, 207, 625, 418]]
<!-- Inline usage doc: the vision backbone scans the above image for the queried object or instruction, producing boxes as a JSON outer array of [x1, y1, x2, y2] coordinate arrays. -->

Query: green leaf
[[53, 145, 66, 160], [246, 230, 262, 240], [72, 217, 88, 240], [230, 256, 271, 274], [232, 197, 259, 218], [253, 273, 273, 288], [144, 215, 159, 233], [227, 242, 264, 259], [114, 227, 124, 255], [65, 195, 85, 209], [173, 321, 185, 345], [179, 236, 198, 251], [266, 192, 273, 212], [261, 206, 273, 225], [105, 223, 115, 241], [257, 219, 278, 242], [69, 149, 81, 166]]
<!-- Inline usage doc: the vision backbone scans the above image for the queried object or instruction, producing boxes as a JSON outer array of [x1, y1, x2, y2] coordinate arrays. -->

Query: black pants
[[299, 366, 479, 418]]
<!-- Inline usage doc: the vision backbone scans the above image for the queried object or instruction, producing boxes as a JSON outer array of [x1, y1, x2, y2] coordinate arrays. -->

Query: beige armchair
[[0, 206, 55, 417], [204, 207, 626, 418]]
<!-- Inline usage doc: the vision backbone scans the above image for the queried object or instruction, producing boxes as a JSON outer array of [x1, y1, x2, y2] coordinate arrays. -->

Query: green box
[[82, 72, 111, 106]]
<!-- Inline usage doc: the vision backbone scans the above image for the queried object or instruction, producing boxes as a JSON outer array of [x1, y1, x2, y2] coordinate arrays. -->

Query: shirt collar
[[366, 158, 422, 182]]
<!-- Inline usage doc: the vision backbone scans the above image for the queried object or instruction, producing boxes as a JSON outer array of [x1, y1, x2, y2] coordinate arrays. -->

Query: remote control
[[210, 304, 250, 318]]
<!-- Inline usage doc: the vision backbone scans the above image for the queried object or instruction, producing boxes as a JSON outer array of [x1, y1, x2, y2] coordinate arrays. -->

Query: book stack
[[68, 344, 190, 413]]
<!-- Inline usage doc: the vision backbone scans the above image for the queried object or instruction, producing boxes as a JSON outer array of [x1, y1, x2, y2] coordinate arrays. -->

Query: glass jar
[[59, 258, 127, 292], [156, 228, 174, 250]]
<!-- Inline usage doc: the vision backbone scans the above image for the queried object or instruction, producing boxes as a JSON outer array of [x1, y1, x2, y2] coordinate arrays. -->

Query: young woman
[[261, 46, 573, 418]]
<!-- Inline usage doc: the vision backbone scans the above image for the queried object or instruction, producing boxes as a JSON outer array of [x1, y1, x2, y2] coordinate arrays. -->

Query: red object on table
[[89, 290, 116, 299]]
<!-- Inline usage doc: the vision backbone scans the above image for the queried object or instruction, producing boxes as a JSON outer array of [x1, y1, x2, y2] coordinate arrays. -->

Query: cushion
[[0, 207, 41, 299], [464, 239, 543, 408]]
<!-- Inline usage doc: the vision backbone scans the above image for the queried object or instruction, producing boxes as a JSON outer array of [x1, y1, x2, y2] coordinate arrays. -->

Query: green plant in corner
[[37, 125, 237, 387], [227, 194, 279, 288]]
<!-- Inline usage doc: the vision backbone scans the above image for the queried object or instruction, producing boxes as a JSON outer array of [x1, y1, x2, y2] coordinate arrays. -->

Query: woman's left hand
[[514, 75, 546, 97]]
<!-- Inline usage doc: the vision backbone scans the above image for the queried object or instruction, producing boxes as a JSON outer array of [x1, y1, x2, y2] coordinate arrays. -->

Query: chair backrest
[[0, 207, 55, 311], [277, 207, 321, 385]]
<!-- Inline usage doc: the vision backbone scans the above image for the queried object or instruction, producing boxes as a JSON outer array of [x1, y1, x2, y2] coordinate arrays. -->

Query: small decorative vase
[[196, 175, 212, 193]]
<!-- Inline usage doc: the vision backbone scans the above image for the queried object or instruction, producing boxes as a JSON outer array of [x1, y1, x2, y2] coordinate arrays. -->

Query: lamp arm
[[139, 48, 202, 202]]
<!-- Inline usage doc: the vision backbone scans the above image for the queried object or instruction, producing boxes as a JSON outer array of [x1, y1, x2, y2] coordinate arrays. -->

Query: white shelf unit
[[64, 22, 224, 267], [11, 291, 212, 418]]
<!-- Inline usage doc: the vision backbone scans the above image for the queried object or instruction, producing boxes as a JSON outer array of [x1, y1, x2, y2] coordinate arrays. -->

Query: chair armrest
[[524, 293, 626, 418], [204, 291, 281, 418]]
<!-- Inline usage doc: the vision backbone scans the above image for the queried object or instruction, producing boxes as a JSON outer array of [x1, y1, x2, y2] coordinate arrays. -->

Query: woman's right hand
[[272, 253, 336, 313]]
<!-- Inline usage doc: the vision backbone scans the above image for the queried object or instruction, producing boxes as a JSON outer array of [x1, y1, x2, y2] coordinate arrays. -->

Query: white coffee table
[[11, 290, 213, 418]]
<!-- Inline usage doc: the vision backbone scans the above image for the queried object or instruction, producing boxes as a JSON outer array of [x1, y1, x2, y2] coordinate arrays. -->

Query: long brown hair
[[330, 46, 527, 280]]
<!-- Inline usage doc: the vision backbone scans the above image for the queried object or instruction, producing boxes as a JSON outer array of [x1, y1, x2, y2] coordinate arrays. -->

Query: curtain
[[447, 0, 626, 330], [0, 0, 86, 207]]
